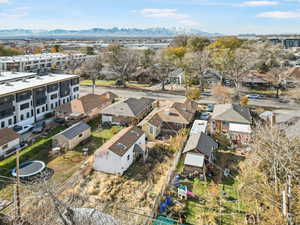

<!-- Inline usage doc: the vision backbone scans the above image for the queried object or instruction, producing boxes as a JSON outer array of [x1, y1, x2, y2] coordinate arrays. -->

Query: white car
[[13, 125, 33, 134]]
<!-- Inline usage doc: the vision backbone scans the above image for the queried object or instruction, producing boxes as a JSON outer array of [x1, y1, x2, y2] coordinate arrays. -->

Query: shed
[[53, 122, 91, 150]]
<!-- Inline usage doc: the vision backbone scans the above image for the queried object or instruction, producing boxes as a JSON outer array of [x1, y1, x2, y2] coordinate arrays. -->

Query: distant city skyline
[[1, 0, 300, 34]]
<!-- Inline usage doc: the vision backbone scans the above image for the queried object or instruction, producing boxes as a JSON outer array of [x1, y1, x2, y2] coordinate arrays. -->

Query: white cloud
[[134, 8, 189, 19], [257, 10, 300, 18], [179, 20, 201, 27], [0, 12, 27, 18], [237, 1, 278, 7]]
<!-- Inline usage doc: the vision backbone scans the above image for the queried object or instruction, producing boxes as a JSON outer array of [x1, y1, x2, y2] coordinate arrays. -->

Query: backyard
[[168, 149, 250, 225], [0, 122, 122, 202]]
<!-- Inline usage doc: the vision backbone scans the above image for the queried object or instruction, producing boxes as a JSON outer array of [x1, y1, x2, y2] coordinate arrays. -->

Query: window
[[20, 114, 24, 121], [63, 99, 65, 104], [42, 107, 45, 112], [78, 133, 83, 138], [37, 109, 40, 114], [51, 94, 57, 100], [222, 121, 229, 126], [8, 119, 12, 126], [51, 103, 54, 109], [149, 126, 154, 135], [2, 144, 8, 149], [73, 87, 79, 92], [127, 155, 130, 161], [1, 121, 5, 128], [20, 103, 30, 110], [27, 112, 30, 118]]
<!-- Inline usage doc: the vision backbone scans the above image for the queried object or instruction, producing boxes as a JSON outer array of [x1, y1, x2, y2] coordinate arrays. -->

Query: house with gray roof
[[93, 126, 146, 175], [183, 132, 218, 163], [52, 122, 91, 150], [211, 104, 252, 134], [101, 98, 153, 125]]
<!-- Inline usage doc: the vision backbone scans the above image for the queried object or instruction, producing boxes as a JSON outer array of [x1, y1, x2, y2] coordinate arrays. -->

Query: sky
[[1, 0, 300, 34]]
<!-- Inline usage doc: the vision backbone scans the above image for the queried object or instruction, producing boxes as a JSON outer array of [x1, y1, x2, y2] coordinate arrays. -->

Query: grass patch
[[80, 79, 116, 86], [0, 125, 65, 176]]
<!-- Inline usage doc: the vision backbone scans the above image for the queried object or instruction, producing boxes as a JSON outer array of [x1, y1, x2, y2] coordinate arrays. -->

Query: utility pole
[[15, 149, 21, 220], [287, 174, 293, 225]]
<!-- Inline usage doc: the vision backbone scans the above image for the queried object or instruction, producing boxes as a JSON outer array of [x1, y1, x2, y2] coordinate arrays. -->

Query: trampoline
[[11, 161, 46, 178]]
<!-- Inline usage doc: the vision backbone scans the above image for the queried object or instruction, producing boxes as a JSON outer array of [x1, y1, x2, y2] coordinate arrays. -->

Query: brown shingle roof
[[55, 92, 117, 115], [95, 126, 144, 157], [0, 128, 20, 146]]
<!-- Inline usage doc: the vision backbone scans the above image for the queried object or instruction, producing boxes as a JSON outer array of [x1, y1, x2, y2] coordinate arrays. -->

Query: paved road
[[80, 85, 300, 110], [80, 85, 185, 101]]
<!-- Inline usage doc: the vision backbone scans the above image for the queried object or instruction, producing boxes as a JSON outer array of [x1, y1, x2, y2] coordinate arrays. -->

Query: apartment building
[[0, 53, 87, 73], [0, 71, 80, 128]]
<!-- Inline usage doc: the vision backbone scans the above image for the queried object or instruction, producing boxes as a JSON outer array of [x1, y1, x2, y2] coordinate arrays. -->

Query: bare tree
[[184, 49, 211, 90], [268, 66, 291, 98], [152, 50, 176, 90], [212, 85, 232, 103], [106, 45, 139, 87], [238, 125, 300, 225], [81, 56, 103, 94]]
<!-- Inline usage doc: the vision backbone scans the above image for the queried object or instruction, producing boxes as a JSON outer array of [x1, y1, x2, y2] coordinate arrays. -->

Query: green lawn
[[80, 79, 116, 86], [0, 124, 122, 200]]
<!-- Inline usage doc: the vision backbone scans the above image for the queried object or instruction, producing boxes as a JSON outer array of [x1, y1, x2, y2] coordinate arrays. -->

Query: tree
[[186, 88, 200, 100], [33, 47, 42, 54], [170, 35, 189, 47], [152, 50, 176, 91], [212, 85, 232, 103], [81, 56, 103, 94], [106, 45, 139, 87], [240, 96, 248, 106], [208, 36, 243, 51], [268, 66, 291, 98], [54, 44, 61, 53], [86, 46, 95, 55], [187, 37, 210, 52], [184, 49, 211, 90], [0, 45, 24, 56], [211, 46, 257, 99], [141, 49, 155, 69], [238, 125, 300, 225]]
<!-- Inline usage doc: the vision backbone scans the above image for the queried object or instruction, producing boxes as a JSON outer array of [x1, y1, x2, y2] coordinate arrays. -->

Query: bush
[[187, 88, 200, 100]]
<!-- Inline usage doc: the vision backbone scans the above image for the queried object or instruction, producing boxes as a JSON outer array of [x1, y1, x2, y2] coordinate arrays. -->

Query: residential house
[[139, 99, 198, 139], [183, 132, 218, 164], [55, 92, 118, 121], [101, 97, 155, 125], [242, 71, 272, 89], [93, 126, 146, 175], [211, 104, 252, 132], [52, 122, 91, 150], [0, 128, 20, 159]]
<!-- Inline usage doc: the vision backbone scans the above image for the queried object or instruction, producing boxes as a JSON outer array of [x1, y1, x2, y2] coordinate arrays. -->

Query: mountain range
[[0, 27, 222, 38]]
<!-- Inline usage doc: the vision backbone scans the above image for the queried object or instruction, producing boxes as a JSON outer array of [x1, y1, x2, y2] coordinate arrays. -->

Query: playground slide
[[186, 191, 198, 198]]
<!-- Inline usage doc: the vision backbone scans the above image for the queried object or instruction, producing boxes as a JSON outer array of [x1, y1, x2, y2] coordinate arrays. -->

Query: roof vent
[[116, 142, 126, 150]]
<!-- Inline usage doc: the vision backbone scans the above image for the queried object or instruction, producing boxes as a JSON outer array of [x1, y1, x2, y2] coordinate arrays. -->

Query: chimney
[[156, 100, 160, 108]]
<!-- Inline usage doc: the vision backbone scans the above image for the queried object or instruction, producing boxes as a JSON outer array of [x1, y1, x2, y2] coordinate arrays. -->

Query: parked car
[[199, 112, 210, 120], [54, 117, 66, 124], [13, 125, 33, 134], [32, 121, 46, 134], [246, 94, 263, 99], [201, 91, 212, 97], [207, 104, 214, 112], [278, 98, 290, 103]]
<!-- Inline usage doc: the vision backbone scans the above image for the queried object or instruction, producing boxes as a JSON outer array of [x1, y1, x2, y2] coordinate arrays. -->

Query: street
[[80, 85, 300, 110]]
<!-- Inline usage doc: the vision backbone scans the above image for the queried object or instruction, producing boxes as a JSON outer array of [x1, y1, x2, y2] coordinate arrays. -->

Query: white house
[[0, 128, 20, 159], [93, 126, 146, 175]]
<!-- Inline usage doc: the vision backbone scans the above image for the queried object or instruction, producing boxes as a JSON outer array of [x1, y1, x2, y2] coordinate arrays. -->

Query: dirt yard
[[60, 145, 177, 224]]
